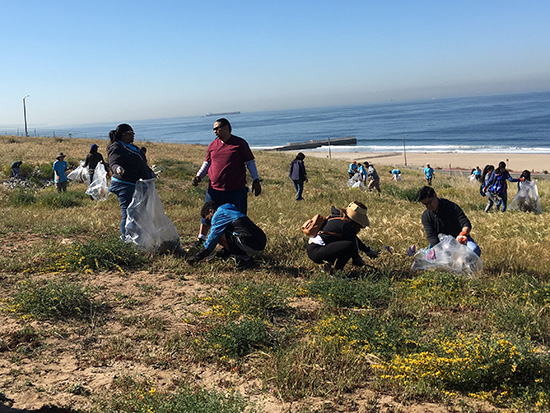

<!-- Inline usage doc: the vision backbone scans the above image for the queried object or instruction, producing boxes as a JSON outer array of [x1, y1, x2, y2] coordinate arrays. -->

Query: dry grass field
[[1, 135, 549, 412]]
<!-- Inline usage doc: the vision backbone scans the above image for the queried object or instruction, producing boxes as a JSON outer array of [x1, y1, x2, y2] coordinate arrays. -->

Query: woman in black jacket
[[306, 201, 378, 273], [288, 152, 307, 201], [107, 123, 154, 238]]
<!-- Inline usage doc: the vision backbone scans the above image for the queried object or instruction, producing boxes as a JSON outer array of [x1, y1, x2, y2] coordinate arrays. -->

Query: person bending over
[[187, 201, 266, 269], [306, 201, 378, 273], [417, 186, 481, 256]]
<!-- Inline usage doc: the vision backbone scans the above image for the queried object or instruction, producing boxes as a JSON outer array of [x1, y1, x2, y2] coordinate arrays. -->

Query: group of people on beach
[[39, 118, 538, 274]]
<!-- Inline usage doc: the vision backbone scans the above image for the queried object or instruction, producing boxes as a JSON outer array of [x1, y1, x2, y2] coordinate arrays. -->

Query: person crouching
[[306, 201, 378, 274], [187, 201, 266, 269]]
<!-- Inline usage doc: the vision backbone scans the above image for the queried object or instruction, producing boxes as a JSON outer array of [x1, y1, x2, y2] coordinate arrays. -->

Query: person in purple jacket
[[288, 152, 308, 201]]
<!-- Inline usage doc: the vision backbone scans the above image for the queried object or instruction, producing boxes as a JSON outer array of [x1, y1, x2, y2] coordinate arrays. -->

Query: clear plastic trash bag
[[124, 178, 181, 253], [347, 173, 365, 189], [85, 163, 109, 201], [411, 234, 482, 276], [67, 161, 89, 183], [508, 180, 542, 215]]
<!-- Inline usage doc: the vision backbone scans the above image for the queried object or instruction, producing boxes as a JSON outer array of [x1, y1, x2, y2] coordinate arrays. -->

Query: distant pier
[[267, 136, 356, 151]]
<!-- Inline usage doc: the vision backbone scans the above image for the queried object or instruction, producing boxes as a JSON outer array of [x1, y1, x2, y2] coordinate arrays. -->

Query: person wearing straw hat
[[306, 201, 378, 273], [53, 152, 68, 192]]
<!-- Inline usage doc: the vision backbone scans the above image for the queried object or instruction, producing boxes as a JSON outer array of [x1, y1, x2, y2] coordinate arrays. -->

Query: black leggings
[[307, 240, 359, 270]]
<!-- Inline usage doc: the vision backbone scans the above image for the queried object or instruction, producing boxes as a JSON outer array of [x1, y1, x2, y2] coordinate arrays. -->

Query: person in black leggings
[[306, 201, 378, 273]]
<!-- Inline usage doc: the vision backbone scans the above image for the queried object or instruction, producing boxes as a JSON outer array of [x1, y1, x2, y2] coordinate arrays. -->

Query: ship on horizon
[[205, 111, 241, 117]]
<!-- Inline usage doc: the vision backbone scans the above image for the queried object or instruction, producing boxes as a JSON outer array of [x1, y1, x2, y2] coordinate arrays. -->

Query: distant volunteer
[[84, 144, 105, 184]]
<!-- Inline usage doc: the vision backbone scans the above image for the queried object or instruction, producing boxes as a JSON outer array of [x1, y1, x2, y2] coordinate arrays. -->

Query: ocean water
[[12, 91, 550, 154]]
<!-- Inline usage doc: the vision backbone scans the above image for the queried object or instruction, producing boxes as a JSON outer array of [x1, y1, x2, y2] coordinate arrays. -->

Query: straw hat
[[346, 202, 369, 228]]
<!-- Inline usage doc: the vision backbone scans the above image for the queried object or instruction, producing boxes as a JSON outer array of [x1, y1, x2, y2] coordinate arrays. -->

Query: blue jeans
[[201, 186, 248, 225], [109, 180, 136, 236], [292, 179, 304, 200], [466, 236, 482, 257]]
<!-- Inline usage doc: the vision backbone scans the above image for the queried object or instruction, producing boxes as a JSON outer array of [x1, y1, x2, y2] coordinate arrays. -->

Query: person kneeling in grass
[[417, 186, 481, 256], [186, 201, 266, 269], [306, 201, 378, 274]]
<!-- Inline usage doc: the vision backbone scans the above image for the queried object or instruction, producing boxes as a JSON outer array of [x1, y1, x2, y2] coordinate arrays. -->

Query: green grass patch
[[8, 188, 37, 206], [207, 318, 277, 358], [7, 278, 96, 320], [207, 280, 292, 320], [37, 190, 86, 208], [30, 235, 146, 274], [93, 375, 257, 413], [306, 274, 392, 309]]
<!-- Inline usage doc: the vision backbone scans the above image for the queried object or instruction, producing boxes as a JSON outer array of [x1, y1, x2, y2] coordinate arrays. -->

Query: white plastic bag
[[67, 161, 89, 183], [347, 173, 365, 189], [85, 163, 109, 201], [508, 180, 542, 215], [124, 178, 181, 253], [411, 234, 482, 276]]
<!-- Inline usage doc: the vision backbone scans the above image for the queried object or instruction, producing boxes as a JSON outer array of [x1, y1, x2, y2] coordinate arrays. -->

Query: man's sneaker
[[214, 248, 231, 259], [236, 255, 255, 269]]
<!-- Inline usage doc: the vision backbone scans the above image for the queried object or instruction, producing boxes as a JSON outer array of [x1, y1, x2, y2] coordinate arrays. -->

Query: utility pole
[[403, 135, 407, 166], [23, 95, 30, 137]]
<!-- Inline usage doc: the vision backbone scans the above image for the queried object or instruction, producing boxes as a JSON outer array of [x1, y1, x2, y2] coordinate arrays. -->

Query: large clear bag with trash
[[508, 180, 542, 214], [67, 161, 89, 183], [411, 234, 482, 276], [124, 178, 181, 253], [347, 173, 366, 189], [85, 163, 110, 201]]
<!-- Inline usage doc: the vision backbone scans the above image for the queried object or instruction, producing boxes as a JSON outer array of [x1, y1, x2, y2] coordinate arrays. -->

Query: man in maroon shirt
[[191, 118, 261, 247]]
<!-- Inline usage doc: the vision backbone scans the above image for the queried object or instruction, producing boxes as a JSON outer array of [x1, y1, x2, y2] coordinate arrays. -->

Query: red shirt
[[206, 135, 254, 191]]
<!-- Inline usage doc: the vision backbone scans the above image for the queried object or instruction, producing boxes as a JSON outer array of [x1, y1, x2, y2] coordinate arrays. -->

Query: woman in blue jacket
[[486, 161, 518, 212]]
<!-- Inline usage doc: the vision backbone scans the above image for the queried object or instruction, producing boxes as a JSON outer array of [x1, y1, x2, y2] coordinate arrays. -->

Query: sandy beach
[[305, 150, 550, 174]]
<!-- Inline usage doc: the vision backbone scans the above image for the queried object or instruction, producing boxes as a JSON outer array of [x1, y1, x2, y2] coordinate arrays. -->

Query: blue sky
[[1, 0, 549, 128]]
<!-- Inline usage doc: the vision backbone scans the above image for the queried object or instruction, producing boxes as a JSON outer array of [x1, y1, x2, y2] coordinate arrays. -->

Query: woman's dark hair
[[481, 164, 494, 183], [109, 123, 133, 143], [294, 152, 305, 161], [200, 201, 218, 218], [497, 161, 507, 173], [215, 118, 231, 132], [520, 170, 531, 181]]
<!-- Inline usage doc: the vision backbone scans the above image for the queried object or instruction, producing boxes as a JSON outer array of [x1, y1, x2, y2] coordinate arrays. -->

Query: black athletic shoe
[[236, 255, 255, 269]]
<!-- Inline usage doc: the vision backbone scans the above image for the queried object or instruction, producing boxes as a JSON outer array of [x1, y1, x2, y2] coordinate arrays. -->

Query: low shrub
[[374, 332, 550, 407], [43, 235, 146, 274], [207, 318, 276, 358], [37, 191, 85, 208], [9, 188, 36, 206], [93, 375, 257, 413], [8, 278, 95, 320], [210, 281, 291, 320], [307, 274, 392, 309]]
